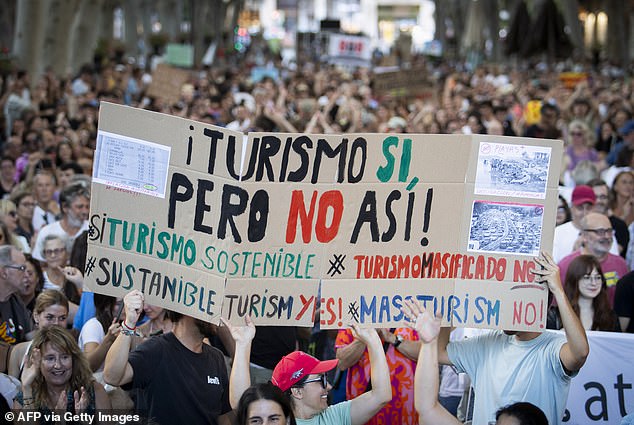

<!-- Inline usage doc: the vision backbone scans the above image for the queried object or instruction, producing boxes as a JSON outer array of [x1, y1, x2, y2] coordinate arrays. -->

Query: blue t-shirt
[[447, 330, 573, 425]]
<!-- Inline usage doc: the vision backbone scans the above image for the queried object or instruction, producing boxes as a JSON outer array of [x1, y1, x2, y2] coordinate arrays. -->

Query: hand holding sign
[[531, 252, 563, 296], [402, 298, 441, 343], [123, 290, 144, 328], [220, 315, 256, 347], [351, 323, 380, 346]]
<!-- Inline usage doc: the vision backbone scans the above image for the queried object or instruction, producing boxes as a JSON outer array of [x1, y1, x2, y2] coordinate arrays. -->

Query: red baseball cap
[[271, 351, 338, 391], [571, 185, 596, 206]]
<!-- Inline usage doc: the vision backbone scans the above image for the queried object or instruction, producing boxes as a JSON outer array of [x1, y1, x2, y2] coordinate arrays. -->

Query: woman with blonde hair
[[8, 290, 70, 378], [13, 326, 111, 412], [0, 199, 30, 252], [563, 119, 604, 173]]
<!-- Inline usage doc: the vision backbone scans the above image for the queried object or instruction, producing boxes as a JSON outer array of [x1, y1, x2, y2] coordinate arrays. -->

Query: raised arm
[[221, 316, 256, 409], [402, 298, 460, 425], [533, 252, 589, 373], [335, 330, 366, 370], [104, 290, 143, 386], [348, 325, 392, 425]]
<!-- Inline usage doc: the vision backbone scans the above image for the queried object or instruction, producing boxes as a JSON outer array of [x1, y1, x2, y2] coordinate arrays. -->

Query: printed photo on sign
[[93, 130, 171, 198], [468, 201, 544, 256], [474, 142, 551, 199]]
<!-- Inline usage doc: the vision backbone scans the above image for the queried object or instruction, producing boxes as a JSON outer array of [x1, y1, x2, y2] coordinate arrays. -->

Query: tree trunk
[[70, 0, 104, 72], [559, 0, 584, 59], [99, 0, 118, 41], [484, 0, 500, 61], [157, 0, 182, 41], [192, 0, 212, 68], [433, 0, 447, 49], [43, 0, 81, 77], [0, 0, 17, 56], [605, 0, 629, 66], [123, 0, 141, 59], [12, 0, 48, 82]]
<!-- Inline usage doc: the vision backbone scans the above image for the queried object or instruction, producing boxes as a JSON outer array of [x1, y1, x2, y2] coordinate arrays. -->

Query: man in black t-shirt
[[0, 246, 32, 344], [104, 290, 253, 425]]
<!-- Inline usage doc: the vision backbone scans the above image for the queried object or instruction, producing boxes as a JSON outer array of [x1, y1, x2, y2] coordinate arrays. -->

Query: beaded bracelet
[[121, 328, 140, 337], [122, 321, 136, 331]]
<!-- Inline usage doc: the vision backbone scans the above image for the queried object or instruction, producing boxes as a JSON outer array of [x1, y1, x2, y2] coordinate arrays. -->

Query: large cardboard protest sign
[[86, 103, 562, 329]]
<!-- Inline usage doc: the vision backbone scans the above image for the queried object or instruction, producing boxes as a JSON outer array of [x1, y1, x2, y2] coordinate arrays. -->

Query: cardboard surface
[[373, 67, 436, 100], [146, 64, 190, 106], [86, 103, 562, 329]]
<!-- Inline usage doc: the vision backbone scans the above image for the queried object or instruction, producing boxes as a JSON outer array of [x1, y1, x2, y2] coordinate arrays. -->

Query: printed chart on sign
[[93, 131, 171, 198]]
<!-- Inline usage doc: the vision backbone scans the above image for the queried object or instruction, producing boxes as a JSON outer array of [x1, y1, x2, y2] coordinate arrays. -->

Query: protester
[[614, 272, 634, 332], [31, 171, 59, 233], [612, 171, 634, 219], [236, 382, 297, 425], [335, 326, 419, 424], [270, 325, 391, 425], [10, 191, 36, 246], [557, 212, 628, 305], [78, 294, 121, 372], [13, 326, 111, 412], [0, 199, 30, 252], [401, 299, 548, 425], [435, 252, 588, 425], [39, 234, 81, 306], [33, 182, 90, 262], [18, 254, 44, 313], [8, 290, 69, 378], [557, 195, 572, 226], [0, 245, 32, 344], [104, 290, 252, 425], [587, 178, 629, 257], [549, 255, 618, 331]]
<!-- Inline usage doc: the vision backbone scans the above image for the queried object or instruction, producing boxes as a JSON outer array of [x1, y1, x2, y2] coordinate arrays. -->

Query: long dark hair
[[564, 255, 616, 331], [496, 402, 548, 425], [237, 382, 296, 425], [93, 293, 116, 333]]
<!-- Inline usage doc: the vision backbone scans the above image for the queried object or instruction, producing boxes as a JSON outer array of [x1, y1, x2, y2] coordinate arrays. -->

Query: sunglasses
[[303, 374, 329, 389]]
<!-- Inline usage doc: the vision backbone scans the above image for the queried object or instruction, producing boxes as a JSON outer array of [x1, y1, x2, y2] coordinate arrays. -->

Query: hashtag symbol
[[88, 225, 96, 239], [85, 256, 96, 276], [348, 301, 359, 322], [327, 254, 346, 277]]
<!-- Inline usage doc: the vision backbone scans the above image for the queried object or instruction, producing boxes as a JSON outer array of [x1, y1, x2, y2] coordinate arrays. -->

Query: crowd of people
[[0, 42, 633, 424]]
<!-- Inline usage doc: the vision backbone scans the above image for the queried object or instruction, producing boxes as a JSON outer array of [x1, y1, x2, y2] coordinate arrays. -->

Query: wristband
[[122, 321, 136, 331], [121, 328, 140, 337]]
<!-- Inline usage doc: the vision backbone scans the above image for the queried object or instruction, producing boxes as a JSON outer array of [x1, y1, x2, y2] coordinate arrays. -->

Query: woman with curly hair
[[547, 255, 617, 331], [13, 326, 110, 414]]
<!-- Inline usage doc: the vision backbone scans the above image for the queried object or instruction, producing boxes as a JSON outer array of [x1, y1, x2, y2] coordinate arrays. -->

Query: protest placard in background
[[146, 63, 190, 106], [86, 103, 562, 329], [373, 67, 436, 100]]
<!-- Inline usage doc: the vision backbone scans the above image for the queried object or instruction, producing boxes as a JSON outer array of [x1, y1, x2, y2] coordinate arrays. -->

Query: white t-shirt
[[78, 317, 105, 371]]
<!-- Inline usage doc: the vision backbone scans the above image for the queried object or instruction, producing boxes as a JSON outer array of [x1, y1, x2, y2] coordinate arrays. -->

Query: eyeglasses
[[570, 131, 584, 137], [43, 248, 66, 257], [583, 228, 614, 237], [581, 274, 603, 283], [303, 374, 328, 389], [4, 264, 26, 272], [7, 211, 16, 218]]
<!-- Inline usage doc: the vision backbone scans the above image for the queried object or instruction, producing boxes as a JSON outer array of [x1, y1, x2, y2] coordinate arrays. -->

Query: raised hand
[[401, 298, 442, 343], [532, 251, 563, 295], [60, 266, 84, 287], [21, 348, 42, 389], [220, 315, 255, 345], [104, 320, 122, 344], [123, 290, 144, 328], [350, 323, 379, 345]]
